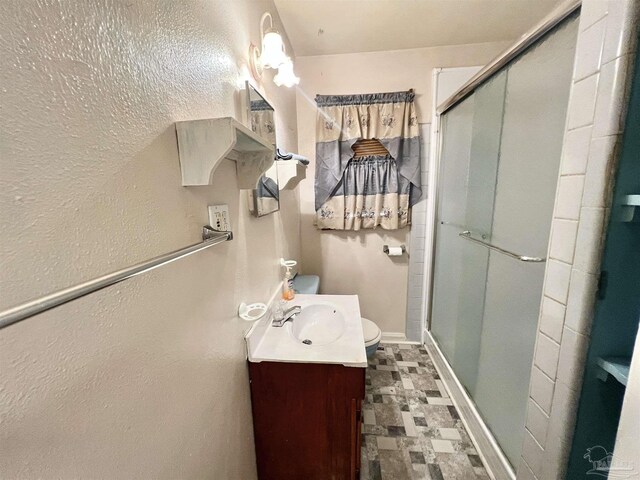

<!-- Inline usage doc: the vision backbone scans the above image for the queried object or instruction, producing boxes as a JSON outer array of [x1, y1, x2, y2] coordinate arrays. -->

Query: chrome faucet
[[272, 305, 301, 327]]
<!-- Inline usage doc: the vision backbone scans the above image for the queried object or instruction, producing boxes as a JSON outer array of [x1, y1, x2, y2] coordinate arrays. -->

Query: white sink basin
[[290, 303, 346, 346], [246, 294, 367, 367]]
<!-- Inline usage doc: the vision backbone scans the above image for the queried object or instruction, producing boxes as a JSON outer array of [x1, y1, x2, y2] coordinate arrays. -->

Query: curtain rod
[[0, 227, 232, 330], [437, 0, 581, 115]]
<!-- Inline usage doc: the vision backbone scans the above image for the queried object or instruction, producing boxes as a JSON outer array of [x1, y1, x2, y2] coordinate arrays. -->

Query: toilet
[[293, 274, 382, 358], [361, 317, 382, 358]]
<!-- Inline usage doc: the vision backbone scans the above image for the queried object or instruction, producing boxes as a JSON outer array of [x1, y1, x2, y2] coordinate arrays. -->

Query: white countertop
[[245, 294, 368, 368]]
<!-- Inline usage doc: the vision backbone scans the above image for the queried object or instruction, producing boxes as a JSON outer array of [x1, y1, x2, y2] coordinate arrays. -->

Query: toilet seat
[[361, 317, 382, 347]]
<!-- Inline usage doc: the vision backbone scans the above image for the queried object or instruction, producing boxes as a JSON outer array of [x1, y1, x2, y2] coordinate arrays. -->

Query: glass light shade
[[260, 30, 287, 69], [273, 58, 300, 88]]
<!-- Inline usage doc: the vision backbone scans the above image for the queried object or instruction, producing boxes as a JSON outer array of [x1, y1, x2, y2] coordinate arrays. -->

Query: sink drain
[[302, 339, 312, 345]]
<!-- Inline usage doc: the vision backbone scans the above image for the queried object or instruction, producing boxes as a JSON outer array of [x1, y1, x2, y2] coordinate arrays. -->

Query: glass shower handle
[[459, 230, 546, 263]]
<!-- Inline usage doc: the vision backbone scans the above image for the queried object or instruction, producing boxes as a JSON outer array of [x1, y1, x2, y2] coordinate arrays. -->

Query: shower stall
[[425, 5, 580, 474]]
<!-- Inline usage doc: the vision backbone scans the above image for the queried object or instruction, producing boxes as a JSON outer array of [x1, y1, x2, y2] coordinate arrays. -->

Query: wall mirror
[[246, 82, 279, 217]]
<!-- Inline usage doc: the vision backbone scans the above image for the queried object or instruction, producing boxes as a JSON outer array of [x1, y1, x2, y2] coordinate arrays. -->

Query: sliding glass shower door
[[430, 15, 578, 466]]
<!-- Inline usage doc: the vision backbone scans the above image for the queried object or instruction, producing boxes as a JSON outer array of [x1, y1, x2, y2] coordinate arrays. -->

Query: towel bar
[[0, 226, 232, 330], [458, 231, 545, 263]]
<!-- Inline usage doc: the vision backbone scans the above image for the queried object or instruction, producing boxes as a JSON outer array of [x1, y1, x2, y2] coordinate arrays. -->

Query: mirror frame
[[245, 81, 279, 217]]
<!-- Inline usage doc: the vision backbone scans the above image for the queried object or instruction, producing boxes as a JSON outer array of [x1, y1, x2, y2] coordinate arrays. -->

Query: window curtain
[[314, 90, 421, 230]]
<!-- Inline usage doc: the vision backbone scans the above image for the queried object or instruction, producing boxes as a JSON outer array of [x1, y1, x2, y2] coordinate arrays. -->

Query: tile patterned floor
[[360, 344, 489, 480]]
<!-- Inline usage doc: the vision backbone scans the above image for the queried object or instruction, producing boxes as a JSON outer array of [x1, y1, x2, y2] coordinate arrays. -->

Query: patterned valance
[[315, 90, 415, 107], [314, 90, 421, 230], [250, 99, 274, 111]]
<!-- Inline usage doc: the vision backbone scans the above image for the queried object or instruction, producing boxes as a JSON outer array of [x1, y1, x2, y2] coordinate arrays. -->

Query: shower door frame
[[422, 0, 582, 336], [419, 1, 583, 478]]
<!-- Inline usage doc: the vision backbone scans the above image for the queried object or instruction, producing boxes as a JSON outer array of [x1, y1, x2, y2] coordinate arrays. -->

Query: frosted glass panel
[[431, 72, 508, 391], [429, 15, 578, 467], [431, 96, 474, 362], [472, 17, 578, 464]]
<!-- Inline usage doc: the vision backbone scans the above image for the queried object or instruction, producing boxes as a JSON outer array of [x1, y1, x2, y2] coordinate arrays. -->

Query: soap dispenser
[[281, 259, 297, 301]]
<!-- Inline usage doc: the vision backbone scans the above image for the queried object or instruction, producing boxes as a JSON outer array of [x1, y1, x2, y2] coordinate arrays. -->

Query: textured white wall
[[0, 1, 299, 478], [294, 42, 510, 336]]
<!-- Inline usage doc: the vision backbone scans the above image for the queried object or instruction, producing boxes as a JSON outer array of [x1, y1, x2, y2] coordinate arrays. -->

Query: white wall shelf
[[597, 357, 630, 386], [276, 160, 307, 190], [175, 117, 275, 189], [617, 194, 640, 222]]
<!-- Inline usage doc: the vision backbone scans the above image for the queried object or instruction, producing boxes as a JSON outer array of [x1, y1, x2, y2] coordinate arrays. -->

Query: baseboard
[[380, 332, 421, 344], [424, 331, 515, 480]]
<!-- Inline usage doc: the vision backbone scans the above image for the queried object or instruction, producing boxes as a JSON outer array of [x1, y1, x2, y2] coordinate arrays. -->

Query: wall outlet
[[208, 204, 231, 232]]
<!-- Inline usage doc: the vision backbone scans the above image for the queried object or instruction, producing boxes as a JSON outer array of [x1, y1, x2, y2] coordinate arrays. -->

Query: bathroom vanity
[[246, 295, 367, 480]]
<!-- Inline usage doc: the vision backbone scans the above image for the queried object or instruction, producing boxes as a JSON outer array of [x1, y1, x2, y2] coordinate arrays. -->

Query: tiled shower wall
[[406, 123, 431, 342], [518, 1, 639, 479]]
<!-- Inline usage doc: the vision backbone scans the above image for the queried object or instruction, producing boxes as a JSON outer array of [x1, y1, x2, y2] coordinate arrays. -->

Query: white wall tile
[[549, 219, 579, 264], [561, 125, 592, 175], [601, 0, 640, 63], [583, 135, 619, 207], [541, 433, 571, 480], [545, 259, 572, 304], [539, 296, 566, 343], [565, 269, 599, 335], [573, 207, 607, 274], [521, 429, 545, 479], [526, 399, 550, 446], [412, 222, 426, 238], [408, 279, 423, 298], [573, 18, 606, 81], [566, 74, 599, 130], [579, 0, 608, 31], [412, 211, 427, 226], [516, 459, 538, 480], [412, 198, 427, 214], [593, 54, 633, 137], [556, 327, 590, 389], [530, 366, 555, 414], [420, 178, 429, 189], [535, 333, 561, 379], [555, 175, 585, 220], [547, 380, 581, 443]]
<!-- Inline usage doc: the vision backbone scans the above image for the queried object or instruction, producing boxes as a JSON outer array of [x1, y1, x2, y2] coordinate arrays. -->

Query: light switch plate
[[208, 204, 231, 232]]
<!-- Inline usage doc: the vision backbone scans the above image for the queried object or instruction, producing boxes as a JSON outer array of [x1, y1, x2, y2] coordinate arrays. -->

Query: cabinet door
[[249, 362, 365, 480]]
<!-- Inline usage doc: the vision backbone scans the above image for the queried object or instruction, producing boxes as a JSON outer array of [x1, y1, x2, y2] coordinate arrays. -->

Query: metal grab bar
[[458, 231, 546, 263], [0, 226, 232, 330]]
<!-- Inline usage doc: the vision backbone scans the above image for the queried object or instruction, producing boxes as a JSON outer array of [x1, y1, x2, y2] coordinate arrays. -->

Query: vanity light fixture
[[273, 57, 300, 88], [249, 12, 300, 88], [259, 12, 287, 69]]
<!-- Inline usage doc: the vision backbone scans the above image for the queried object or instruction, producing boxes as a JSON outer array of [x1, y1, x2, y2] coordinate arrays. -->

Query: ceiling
[[273, 0, 563, 57]]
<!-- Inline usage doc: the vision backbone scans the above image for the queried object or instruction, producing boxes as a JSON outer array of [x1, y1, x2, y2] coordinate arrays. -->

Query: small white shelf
[[617, 194, 640, 222], [175, 117, 274, 189], [276, 160, 307, 190], [624, 194, 640, 205], [596, 357, 630, 386]]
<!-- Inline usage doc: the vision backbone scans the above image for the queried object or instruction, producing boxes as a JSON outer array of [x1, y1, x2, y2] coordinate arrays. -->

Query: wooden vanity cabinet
[[248, 361, 366, 480]]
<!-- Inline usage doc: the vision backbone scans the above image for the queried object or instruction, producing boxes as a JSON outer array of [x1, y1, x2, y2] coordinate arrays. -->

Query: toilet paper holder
[[383, 244, 406, 255]]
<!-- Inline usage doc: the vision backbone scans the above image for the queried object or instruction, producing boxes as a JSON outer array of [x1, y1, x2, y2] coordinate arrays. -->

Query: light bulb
[[260, 30, 287, 69], [273, 58, 300, 88]]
